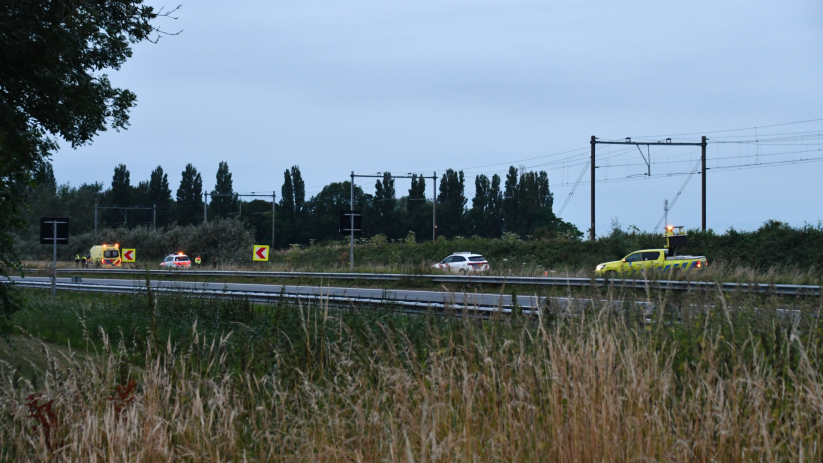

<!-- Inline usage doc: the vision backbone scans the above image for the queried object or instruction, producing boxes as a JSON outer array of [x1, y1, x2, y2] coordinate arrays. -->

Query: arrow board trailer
[[253, 245, 270, 262]]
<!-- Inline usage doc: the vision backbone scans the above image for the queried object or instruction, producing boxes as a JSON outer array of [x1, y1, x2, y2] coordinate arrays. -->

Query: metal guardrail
[[37, 268, 821, 296], [6, 280, 535, 315]]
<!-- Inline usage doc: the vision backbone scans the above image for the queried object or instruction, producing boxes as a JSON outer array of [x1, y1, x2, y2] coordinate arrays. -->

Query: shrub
[[16, 218, 254, 263], [370, 234, 387, 246]]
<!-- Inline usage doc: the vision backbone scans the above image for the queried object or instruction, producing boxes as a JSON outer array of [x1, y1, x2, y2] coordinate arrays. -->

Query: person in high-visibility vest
[[195, 256, 202, 265], [75, 254, 81, 268]]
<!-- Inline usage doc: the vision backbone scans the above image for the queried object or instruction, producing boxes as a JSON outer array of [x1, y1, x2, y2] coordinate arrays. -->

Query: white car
[[160, 253, 192, 269], [432, 252, 490, 274]]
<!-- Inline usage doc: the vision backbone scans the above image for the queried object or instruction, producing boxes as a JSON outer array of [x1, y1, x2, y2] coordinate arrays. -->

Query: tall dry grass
[[2, 289, 823, 462]]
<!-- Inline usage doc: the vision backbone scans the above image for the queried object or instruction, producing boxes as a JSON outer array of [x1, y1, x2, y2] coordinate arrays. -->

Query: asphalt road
[[6, 276, 544, 310]]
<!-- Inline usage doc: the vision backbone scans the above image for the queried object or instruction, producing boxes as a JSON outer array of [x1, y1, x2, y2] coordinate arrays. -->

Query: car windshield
[[469, 256, 486, 262]]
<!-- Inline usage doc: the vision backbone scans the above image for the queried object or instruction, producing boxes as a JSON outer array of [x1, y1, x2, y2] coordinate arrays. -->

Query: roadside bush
[[267, 220, 823, 274], [15, 217, 254, 263], [15, 218, 823, 273]]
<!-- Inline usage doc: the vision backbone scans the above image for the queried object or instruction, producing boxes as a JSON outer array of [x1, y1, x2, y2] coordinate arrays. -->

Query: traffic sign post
[[122, 249, 136, 263], [40, 218, 69, 297], [339, 210, 362, 235], [253, 245, 270, 262]]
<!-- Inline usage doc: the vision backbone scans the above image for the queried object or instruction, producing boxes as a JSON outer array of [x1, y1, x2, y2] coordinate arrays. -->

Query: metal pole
[[271, 191, 275, 251], [701, 136, 707, 232], [664, 199, 668, 228], [432, 172, 436, 241], [94, 204, 97, 234], [590, 136, 596, 241], [153, 204, 156, 229], [51, 222, 57, 297], [203, 193, 208, 223], [350, 171, 354, 270]]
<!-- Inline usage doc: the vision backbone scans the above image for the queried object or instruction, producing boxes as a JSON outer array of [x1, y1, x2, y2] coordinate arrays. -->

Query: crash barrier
[[4, 279, 654, 317], [18, 268, 819, 297]]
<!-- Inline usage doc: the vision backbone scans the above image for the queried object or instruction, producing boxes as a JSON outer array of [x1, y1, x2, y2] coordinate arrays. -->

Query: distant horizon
[[42, 158, 822, 236]]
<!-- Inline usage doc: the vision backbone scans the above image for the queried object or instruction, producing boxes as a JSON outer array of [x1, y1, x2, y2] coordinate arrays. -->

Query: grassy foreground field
[[1, 287, 822, 461]]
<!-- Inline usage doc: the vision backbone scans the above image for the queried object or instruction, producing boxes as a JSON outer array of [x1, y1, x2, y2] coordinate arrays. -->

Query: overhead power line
[[635, 117, 823, 139], [654, 159, 701, 231], [557, 159, 589, 217]]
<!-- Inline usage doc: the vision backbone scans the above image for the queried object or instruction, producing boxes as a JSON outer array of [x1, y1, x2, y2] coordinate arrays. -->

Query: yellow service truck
[[89, 243, 122, 268], [594, 226, 707, 277]]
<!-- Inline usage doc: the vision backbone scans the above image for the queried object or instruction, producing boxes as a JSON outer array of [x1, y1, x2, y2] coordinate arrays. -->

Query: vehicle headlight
[[596, 264, 606, 270]]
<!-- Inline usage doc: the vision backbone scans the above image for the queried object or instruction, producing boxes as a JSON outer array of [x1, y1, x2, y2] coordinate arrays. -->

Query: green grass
[[3, 285, 823, 460], [7, 284, 823, 381]]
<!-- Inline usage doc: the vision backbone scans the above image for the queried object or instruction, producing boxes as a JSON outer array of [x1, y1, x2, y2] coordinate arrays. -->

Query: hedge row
[[15, 218, 254, 264]]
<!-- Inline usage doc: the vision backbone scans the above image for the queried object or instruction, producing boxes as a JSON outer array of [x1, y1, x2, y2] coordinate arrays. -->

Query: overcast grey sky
[[53, 0, 823, 235]]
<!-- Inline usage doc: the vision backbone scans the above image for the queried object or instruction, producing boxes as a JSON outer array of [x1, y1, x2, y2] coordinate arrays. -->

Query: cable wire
[[653, 159, 702, 231], [557, 159, 590, 217]]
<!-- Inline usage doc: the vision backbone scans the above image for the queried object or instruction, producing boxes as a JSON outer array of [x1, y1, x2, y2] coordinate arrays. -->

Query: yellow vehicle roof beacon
[[664, 226, 687, 256]]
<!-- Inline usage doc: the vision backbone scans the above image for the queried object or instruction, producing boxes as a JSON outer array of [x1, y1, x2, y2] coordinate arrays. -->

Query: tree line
[[20, 162, 582, 248]]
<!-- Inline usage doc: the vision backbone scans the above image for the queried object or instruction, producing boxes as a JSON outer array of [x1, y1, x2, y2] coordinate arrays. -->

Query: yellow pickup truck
[[594, 226, 707, 277]]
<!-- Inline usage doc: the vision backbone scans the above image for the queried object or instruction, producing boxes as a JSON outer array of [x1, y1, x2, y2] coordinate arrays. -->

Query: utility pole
[[664, 199, 668, 228], [94, 204, 97, 234], [51, 222, 57, 297], [701, 135, 707, 232], [203, 193, 208, 223], [271, 191, 275, 252], [153, 204, 156, 229], [432, 171, 437, 241], [591, 136, 707, 235], [590, 136, 596, 241], [350, 171, 354, 270], [42, 219, 67, 297]]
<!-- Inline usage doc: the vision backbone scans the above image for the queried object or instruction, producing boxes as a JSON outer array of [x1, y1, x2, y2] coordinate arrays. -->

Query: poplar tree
[[279, 168, 295, 245], [374, 172, 396, 237], [291, 166, 305, 214], [210, 161, 236, 219], [487, 174, 504, 237], [110, 164, 131, 206], [404, 174, 430, 240], [148, 166, 173, 226], [437, 169, 467, 238], [102, 164, 131, 227], [176, 164, 203, 225]]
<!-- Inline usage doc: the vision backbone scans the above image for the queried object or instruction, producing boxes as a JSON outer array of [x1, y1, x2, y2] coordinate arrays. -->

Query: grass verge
[[1, 287, 822, 460]]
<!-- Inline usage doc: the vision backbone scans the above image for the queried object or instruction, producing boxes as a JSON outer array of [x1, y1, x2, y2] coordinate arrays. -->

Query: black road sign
[[667, 234, 687, 248], [40, 218, 69, 244], [339, 210, 362, 235]]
